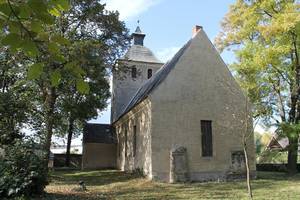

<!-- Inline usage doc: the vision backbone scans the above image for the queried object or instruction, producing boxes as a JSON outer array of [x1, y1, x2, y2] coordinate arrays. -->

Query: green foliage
[[216, 0, 300, 123], [0, 140, 48, 198], [258, 150, 300, 164], [0, 3, 129, 195], [255, 132, 272, 156], [76, 79, 90, 94], [277, 122, 300, 140], [0, 0, 70, 54], [0, 48, 33, 145], [0, 92, 26, 144], [216, 0, 300, 172], [27, 63, 43, 80], [50, 70, 61, 87], [255, 132, 263, 155], [0, 0, 129, 94]]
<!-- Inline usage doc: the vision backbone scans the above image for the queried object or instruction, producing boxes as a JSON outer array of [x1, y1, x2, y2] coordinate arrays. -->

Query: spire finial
[[132, 20, 145, 46], [135, 20, 142, 33]]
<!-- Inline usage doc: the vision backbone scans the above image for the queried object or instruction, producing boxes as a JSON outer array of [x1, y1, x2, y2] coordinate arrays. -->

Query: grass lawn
[[39, 170, 300, 200]]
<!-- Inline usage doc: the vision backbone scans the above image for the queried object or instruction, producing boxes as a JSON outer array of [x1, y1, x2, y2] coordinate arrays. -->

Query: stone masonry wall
[[114, 99, 153, 178], [111, 60, 162, 122]]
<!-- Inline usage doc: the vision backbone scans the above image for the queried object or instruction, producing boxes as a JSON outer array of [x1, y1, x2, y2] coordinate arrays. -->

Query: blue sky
[[89, 0, 236, 125]]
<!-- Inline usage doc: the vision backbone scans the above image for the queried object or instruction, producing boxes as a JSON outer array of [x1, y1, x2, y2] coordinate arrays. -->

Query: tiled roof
[[121, 45, 162, 63], [83, 123, 115, 144]]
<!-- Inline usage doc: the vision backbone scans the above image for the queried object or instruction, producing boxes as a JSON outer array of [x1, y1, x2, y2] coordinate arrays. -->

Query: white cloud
[[157, 46, 180, 62], [103, 0, 161, 20]]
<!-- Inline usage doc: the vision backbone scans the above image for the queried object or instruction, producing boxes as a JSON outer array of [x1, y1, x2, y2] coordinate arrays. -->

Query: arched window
[[132, 67, 137, 78], [147, 69, 152, 79]]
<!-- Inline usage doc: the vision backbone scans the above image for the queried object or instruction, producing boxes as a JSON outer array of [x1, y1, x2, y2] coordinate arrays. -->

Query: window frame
[[147, 68, 153, 79], [125, 129, 128, 157], [118, 133, 121, 157], [133, 125, 137, 157], [131, 66, 137, 78], [201, 120, 213, 157]]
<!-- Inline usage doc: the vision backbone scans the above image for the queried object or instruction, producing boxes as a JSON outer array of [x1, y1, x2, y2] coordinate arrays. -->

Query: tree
[[0, 48, 48, 199], [0, 0, 73, 169], [1, 0, 129, 170], [216, 0, 300, 174], [56, 40, 110, 166], [48, 0, 128, 168], [242, 90, 253, 199], [0, 47, 33, 145], [27, 0, 129, 168]]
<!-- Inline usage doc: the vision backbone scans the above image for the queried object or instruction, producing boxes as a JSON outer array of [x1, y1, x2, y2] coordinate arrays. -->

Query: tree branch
[[7, 0, 34, 40]]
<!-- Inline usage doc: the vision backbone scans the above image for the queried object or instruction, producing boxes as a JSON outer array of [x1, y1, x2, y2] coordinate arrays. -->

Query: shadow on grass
[[44, 170, 300, 200], [34, 192, 108, 200], [50, 169, 142, 186]]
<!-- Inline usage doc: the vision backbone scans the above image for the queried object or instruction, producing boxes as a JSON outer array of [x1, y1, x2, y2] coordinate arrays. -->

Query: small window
[[132, 67, 137, 78], [133, 125, 137, 157], [201, 120, 213, 157], [125, 129, 128, 157], [147, 69, 152, 79], [118, 134, 121, 157]]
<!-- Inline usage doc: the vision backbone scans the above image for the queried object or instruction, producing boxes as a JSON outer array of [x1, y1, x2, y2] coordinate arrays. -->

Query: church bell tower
[[111, 25, 163, 122]]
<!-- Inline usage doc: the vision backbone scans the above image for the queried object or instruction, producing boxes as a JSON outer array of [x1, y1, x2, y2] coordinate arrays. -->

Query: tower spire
[[132, 20, 145, 46]]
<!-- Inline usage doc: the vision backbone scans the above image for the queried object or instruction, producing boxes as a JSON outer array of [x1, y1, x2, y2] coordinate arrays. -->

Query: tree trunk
[[65, 115, 74, 167], [287, 137, 298, 174], [243, 143, 253, 200], [43, 87, 57, 171], [286, 34, 300, 174], [243, 90, 253, 200], [289, 34, 300, 174]]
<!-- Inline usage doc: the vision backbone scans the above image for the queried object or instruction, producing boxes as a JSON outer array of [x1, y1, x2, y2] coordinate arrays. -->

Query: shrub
[[0, 140, 48, 198]]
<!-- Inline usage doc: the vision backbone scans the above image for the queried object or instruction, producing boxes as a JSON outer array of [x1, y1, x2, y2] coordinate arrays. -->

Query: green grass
[[36, 170, 300, 200]]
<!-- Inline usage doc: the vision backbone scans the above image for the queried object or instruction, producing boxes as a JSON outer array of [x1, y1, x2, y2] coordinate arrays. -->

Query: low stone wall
[[256, 164, 300, 172], [53, 154, 82, 168], [82, 143, 116, 170]]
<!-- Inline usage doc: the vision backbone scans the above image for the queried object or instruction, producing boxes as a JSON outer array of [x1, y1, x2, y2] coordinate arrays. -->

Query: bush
[[0, 140, 48, 198]]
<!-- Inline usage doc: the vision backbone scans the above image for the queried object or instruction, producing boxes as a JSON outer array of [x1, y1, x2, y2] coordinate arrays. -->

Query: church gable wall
[[149, 30, 256, 182]]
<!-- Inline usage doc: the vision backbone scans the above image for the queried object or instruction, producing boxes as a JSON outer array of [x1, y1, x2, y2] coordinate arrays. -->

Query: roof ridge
[[114, 38, 193, 122]]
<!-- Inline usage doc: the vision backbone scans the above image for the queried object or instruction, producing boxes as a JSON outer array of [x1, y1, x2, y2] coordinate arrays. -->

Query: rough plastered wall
[[81, 143, 116, 169], [149, 30, 256, 182], [114, 99, 153, 178], [111, 60, 162, 122]]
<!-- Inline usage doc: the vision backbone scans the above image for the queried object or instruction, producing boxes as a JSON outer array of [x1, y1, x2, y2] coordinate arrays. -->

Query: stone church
[[82, 25, 256, 182]]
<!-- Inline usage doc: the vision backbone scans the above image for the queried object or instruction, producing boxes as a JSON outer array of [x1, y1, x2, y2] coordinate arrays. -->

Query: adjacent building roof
[[267, 134, 300, 151], [115, 38, 193, 122], [83, 123, 115, 144]]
